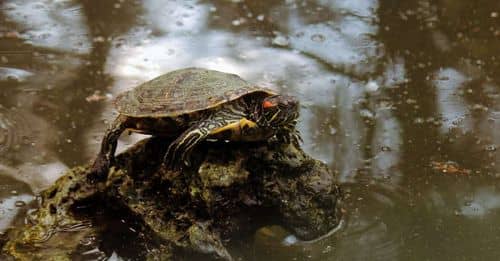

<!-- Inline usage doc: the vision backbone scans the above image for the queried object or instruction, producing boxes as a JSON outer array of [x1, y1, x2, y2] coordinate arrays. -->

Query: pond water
[[0, 0, 499, 260]]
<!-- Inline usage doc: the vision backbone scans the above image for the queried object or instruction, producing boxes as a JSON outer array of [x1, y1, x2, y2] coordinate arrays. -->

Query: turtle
[[91, 67, 300, 174]]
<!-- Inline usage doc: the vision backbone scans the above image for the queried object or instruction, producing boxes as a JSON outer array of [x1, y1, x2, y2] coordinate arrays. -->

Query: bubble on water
[[484, 144, 497, 151], [472, 104, 488, 112], [232, 18, 246, 26], [329, 127, 337, 135], [272, 35, 289, 47], [460, 202, 486, 217], [360, 109, 374, 119], [380, 146, 391, 152], [231, 19, 241, 26], [256, 14, 265, 21], [14, 200, 26, 207], [310, 33, 325, 42], [365, 81, 379, 92], [413, 117, 424, 124], [322, 245, 333, 254], [405, 98, 417, 104], [93, 36, 105, 43], [282, 235, 298, 246]]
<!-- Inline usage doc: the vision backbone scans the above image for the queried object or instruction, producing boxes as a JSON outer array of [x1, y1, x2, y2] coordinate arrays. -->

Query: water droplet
[[472, 104, 488, 112], [365, 81, 379, 92], [232, 18, 246, 26], [405, 98, 417, 104], [282, 235, 298, 246], [360, 109, 374, 119], [322, 245, 333, 254], [272, 35, 289, 47], [93, 36, 105, 43], [15, 200, 26, 207], [413, 117, 424, 124], [381, 146, 391, 152], [485, 144, 497, 151], [310, 33, 325, 42]]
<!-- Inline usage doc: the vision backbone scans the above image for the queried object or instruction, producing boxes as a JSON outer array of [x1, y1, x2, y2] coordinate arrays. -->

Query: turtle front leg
[[163, 127, 207, 169], [163, 111, 241, 169], [90, 115, 128, 178]]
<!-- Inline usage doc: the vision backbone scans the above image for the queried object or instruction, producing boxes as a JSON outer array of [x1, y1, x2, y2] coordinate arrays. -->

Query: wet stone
[[2, 137, 342, 260]]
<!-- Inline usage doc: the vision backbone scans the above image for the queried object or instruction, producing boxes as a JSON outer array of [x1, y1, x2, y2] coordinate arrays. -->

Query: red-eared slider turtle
[[91, 68, 300, 173]]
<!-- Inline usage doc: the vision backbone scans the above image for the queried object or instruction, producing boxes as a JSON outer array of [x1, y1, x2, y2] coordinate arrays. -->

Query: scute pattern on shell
[[114, 68, 276, 117]]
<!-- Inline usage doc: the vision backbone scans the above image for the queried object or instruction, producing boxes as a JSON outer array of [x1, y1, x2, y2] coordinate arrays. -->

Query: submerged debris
[[2, 137, 342, 260], [431, 160, 472, 175]]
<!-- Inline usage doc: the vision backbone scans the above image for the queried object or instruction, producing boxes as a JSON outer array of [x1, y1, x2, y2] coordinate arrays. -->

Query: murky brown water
[[0, 0, 499, 260]]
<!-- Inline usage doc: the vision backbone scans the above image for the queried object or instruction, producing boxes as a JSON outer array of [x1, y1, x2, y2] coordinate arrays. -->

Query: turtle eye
[[262, 100, 276, 109]]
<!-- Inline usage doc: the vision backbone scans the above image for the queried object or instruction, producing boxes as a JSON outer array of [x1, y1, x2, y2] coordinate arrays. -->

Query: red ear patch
[[262, 100, 276, 108]]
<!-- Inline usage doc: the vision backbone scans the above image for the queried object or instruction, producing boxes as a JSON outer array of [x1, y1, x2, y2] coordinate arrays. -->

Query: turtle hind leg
[[89, 115, 128, 179]]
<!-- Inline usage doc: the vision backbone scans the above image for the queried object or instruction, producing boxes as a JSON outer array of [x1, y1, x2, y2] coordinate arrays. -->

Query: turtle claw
[[162, 153, 177, 170], [163, 152, 190, 171], [292, 129, 303, 145]]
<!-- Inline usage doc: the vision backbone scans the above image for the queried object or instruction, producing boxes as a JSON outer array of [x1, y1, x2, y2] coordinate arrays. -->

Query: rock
[[2, 137, 342, 260]]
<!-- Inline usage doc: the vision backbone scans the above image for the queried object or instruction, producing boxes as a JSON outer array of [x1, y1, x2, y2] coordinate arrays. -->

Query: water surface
[[0, 0, 499, 260]]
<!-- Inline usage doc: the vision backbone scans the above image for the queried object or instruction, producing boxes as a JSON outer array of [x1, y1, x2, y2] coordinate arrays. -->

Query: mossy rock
[[2, 138, 342, 260]]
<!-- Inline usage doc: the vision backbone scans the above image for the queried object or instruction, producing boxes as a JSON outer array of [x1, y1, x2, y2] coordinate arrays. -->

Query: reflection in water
[[0, 194, 33, 232], [434, 68, 471, 133], [0, 106, 49, 162], [0, 67, 33, 82], [370, 105, 402, 184], [3, 0, 91, 54], [0, 0, 499, 259], [0, 175, 32, 234], [0, 0, 91, 230], [250, 184, 408, 261], [0, 106, 66, 192]]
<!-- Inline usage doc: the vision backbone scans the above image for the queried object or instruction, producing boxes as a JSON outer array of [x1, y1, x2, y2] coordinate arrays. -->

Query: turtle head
[[257, 95, 299, 129]]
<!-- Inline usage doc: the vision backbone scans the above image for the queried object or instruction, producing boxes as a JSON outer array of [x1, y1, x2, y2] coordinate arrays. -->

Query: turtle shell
[[114, 68, 276, 117]]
